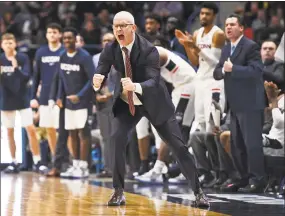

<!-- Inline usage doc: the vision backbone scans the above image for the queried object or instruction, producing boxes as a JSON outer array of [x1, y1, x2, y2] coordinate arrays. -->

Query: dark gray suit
[[214, 36, 266, 184], [95, 34, 200, 193]]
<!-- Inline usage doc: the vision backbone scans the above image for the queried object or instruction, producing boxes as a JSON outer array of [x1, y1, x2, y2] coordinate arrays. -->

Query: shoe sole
[[107, 201, 126, 206], [168, 180, 188, 185]]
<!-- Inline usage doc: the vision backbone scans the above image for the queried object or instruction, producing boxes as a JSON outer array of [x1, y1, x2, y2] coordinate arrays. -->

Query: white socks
[[33, 155, 41, 165], [72, 160, 88, 169], [12, 158, 17, 164], [153, 160, 166, 173]]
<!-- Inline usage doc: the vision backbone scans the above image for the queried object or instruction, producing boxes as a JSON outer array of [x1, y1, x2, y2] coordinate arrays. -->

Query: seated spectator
[[252, 9, 266, 31], [261, 40, 285, 92], [257, 15, 283, 44], [80, 20, 101, 44]]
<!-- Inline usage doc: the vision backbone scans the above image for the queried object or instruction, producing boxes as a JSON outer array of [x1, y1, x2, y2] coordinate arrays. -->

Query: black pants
[[111, 99, 200, 194], [53, 108, 69, 170], [230, 110, 266, 184]]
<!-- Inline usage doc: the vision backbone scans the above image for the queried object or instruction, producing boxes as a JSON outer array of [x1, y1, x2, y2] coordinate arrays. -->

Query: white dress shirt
[[119, 39, 143, 105]]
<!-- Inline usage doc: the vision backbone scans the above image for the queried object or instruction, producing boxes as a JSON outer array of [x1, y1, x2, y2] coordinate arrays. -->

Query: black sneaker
[[3, 163, 20, 174], [33, 162, 49, 175]]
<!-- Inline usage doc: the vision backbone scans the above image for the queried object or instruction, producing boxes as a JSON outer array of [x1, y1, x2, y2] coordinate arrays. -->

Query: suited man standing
[[214, 14, 266, 193], [93, 11, 209, 207]]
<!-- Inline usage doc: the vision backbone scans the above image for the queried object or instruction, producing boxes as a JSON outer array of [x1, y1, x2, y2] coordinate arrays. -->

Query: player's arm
[[31, 50, 41, 100], [49, 64, 60, 101], [157, 48, 168, 67], [1, 54, 31, 93], [78, 55, 95, 98], [198, 30, 226, 66], [186, 31, 199, 67], [12, 54, 31, 82]]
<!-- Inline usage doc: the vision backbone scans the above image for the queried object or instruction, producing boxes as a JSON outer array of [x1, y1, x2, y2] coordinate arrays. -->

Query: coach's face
[[113, 18, 137, 46], [225, 17, 243, 41]]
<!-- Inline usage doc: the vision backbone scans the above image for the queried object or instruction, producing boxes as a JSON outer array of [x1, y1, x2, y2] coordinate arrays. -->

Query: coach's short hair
[[227, 14, 245, 27], [201, 2, 219, 14]]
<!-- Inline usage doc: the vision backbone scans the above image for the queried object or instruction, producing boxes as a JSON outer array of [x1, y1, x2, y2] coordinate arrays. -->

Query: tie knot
[[122, 47, 128, 54]]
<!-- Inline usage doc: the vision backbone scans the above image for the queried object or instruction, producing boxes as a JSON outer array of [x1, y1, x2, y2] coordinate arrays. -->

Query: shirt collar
[[120, 35, 135, 53], [231, 34, 243, 47]]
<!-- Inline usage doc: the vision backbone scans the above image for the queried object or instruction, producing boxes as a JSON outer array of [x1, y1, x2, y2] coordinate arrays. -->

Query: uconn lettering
[[60, 63, 80, 72], [41, 56, 60, 63], [198, 44, 211, 49], [0, 66, 14, 73]]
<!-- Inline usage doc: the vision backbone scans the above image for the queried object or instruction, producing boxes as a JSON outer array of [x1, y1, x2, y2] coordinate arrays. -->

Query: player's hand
[[223, 58, 233, 72], [212, 126, 221, 136], [67, 95, 80, 104], [30, 99, 39, 108], [121, 78, 136, 92], [175, 29, 195, 48], [264, 81, 280, 102], [96, 94, 108, 103], [48, 100, 55, 108], [7, 56, 18, 69], [56, 99, 63, 108], [93, 74, 105, 89]]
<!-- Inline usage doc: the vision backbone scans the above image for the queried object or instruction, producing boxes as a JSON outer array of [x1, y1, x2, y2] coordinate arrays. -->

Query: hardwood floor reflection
[[1, 173, 227, 216]]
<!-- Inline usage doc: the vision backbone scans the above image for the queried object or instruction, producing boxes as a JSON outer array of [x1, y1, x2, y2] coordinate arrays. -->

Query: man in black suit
[[93, 11, 209, 207], [213, 14, 266, 193]]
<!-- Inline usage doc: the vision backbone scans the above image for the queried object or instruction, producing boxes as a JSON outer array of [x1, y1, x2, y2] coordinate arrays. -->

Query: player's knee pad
[[136, 117, 150, 139]]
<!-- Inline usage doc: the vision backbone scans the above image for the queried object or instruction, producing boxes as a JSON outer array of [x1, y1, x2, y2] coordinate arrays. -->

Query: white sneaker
[[168, 173, 188, 184], [71, 161, 89, 179], [135, 168, 164, 184], [60, 166, 75, 178]]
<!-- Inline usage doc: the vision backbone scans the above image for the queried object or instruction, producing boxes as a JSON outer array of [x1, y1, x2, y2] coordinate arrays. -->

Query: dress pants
[[53, 108, 69, 170], [230, 110, 266, 184], [111, 99, 200, 194]]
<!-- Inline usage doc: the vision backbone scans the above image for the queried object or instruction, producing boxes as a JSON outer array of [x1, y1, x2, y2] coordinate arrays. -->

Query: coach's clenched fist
[[93, 74, 105, 89]]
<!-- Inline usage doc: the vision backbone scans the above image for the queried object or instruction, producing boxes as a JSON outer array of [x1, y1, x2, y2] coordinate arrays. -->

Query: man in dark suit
[[213, 14, 266, 193], [93, 11, 209, 207]]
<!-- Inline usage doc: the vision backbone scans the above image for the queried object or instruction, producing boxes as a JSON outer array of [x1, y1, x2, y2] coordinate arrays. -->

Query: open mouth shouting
[[118, 34, 125, 41]]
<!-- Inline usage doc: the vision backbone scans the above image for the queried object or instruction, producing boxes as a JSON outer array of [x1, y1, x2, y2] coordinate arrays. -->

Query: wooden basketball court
[[1, 172, 284, 215]]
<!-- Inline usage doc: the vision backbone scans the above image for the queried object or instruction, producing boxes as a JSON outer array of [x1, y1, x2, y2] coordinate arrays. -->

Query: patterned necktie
[[122, 47, 135, 116], [231, 45, 236, 56]]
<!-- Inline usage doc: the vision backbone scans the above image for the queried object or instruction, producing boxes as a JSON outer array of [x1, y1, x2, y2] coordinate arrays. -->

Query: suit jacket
[[95, 34, 175, 125], [213, 36, 265, 112], [263, 59, 284, 92]]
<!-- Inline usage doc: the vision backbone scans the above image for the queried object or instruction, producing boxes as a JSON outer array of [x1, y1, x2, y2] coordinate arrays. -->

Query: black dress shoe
[[238, 183, 265, 193], [107, 189, 126, 206], [203, 177, 218, 188], [96, 170, 112, 178], [191, 188, 210, 208], [213, 173, 228, 189], [220, 179, 248, 192], [200, 172, 215, 187]]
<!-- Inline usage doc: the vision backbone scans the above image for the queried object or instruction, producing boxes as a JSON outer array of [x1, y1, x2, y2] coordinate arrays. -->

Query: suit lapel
[[130, 34, 140, 66], [230, 36, 245, 62], [115, 45, 125, 77]]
